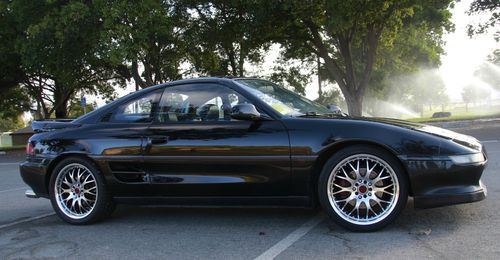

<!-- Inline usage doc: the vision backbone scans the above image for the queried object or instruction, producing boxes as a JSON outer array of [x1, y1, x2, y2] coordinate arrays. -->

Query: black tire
[[49, 157, 115, 225], [318, 145, 408, 232]]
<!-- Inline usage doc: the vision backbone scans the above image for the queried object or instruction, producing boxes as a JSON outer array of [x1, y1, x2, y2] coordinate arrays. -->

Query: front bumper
[[413, 181, 486, 208], [400, 155, 487, 209]]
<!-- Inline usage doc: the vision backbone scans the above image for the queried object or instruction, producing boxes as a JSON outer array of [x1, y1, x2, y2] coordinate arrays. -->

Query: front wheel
[[318, 145, 408, 231], [49, 157, 115, 224]]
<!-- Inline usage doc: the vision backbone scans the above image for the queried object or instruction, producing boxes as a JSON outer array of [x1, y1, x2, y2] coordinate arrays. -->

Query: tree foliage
[[178, 0, 272, 77], [462, 82, 491, 110], [474, 50, 500, 91], [254, 0, 453, 116], [0, 0, 457, 122], [385, 69, 448, 116], [1, 0, 124, 119], [267, 56, 313, 95], [467, 0, 500, 41], [97, 0, 188, 89]]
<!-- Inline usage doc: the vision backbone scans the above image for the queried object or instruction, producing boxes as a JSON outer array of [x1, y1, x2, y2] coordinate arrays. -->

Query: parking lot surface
[[1, 122, 499, 259]]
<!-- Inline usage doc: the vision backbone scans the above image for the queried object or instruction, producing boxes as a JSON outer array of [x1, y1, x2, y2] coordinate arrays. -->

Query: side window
[[110, 89, 162, 123], [155, 84, 252, 123]]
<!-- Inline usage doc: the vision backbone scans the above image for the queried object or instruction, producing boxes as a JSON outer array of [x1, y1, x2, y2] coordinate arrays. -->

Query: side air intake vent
[[109, 163, 147, 183]]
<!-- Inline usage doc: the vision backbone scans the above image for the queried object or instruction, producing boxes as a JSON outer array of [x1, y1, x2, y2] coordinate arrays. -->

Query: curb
[[427, 118, 500, 129]]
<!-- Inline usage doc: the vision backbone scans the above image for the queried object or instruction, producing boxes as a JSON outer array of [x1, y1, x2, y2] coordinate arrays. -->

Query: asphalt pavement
[[0, 122, 499, 259]]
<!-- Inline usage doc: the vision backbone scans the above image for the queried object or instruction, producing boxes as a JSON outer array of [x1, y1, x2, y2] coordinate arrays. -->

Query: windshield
[[236, 79, 331, 116]]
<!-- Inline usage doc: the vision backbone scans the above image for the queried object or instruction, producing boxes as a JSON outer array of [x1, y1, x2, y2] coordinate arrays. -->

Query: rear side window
[[109, 89, 163, 123]]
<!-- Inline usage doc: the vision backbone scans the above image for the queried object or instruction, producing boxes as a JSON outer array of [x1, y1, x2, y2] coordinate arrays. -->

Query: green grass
[[408, 113, 500, 123], [402, 103, 500, 123]]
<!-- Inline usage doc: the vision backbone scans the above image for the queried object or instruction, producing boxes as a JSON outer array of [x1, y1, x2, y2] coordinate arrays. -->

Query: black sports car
[[20, 78, 487, 231]]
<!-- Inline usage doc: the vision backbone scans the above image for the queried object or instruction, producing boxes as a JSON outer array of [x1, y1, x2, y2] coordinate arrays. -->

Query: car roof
[[160, 77, 261, 87], [74, 77, 268, 124]]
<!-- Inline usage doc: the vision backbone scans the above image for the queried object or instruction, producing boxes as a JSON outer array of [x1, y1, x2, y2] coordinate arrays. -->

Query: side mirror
[[327, 104, 342, 115], [231, 104, 261, 120]]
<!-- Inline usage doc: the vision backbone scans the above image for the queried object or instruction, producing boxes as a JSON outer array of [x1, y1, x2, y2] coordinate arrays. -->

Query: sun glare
[[440, 0, 499, 101]]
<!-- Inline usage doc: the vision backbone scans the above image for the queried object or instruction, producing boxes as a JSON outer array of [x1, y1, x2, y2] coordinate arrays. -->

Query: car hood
[[356, 117, 482, 151]]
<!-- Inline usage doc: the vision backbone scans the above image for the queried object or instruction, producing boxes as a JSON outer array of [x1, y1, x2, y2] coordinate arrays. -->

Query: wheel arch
[[45, 152, 101, 193], [309, 140, 413, 206]]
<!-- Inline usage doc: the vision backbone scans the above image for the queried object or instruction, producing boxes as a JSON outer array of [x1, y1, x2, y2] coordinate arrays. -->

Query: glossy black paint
[[20, 78, 487, 208]]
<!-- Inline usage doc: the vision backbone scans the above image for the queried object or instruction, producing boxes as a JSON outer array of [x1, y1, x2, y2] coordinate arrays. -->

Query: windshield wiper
[[297, 112, 347, 118]]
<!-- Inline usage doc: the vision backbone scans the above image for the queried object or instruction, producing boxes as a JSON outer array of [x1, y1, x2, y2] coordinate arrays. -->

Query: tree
[[67, 98, 96, 118], [315, 88, 344, 108], [467, 0, 499, 41], [267, 56, 313, 95], [97, 0, 189, 89], [0, 116, 25, 132], [255, 0, 452, 116], [462, 83, 491, 109], [0, 0, 29, 122], [3, 0, 123, 119], [179, 0, 272, 77], [377, 69, 448, 117], [462, 84, 474, 112], [473, 50, 500, 91], [0, 87, 30, 131], [0, 87, 30, 119]]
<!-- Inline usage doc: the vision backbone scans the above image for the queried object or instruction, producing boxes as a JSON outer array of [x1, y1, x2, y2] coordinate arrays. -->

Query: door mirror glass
[[231, 104, 261, 120]]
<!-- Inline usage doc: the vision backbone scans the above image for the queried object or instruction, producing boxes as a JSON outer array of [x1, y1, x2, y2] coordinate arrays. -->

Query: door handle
[[147, 136, 169, 146]]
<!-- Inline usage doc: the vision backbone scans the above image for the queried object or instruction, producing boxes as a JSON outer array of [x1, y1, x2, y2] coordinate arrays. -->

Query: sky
[[439, 0, 498, 101], [105, 0, 498, 105]]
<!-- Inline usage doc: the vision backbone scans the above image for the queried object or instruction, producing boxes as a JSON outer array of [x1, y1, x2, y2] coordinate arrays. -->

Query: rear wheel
[[318, 145, 408, 231], [49, 157, 115, 224]]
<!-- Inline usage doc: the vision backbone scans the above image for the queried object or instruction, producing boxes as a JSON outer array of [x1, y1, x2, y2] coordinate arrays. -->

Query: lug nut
[[358, 195, 362, 199], [368, 192, 372, 196]]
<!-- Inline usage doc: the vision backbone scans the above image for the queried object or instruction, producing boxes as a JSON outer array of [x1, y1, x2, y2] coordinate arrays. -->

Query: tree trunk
[[317, 55, 322, 98], [131, 61, 148, 89], [344, 91, 363, 117], [55, 104, 68, 119], [226, 47, 238, 76], [53, 83, 70, 119], [238, 46, 245, 77]]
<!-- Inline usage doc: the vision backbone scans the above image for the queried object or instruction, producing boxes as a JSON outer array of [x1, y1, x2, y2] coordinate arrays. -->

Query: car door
[[142, 83, 291, 197], [95, 89, 163, 196]]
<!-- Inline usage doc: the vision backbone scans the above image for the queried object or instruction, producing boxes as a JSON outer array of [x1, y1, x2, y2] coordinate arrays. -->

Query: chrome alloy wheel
[[54, 163, 98, 219], [327, 154, 400, 225]]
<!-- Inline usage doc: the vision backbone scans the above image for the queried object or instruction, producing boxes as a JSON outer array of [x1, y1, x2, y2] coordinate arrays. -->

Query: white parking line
[[0, 212, 55, 230], [0, 187, 26, 193], [254, 213, 325, 260]]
